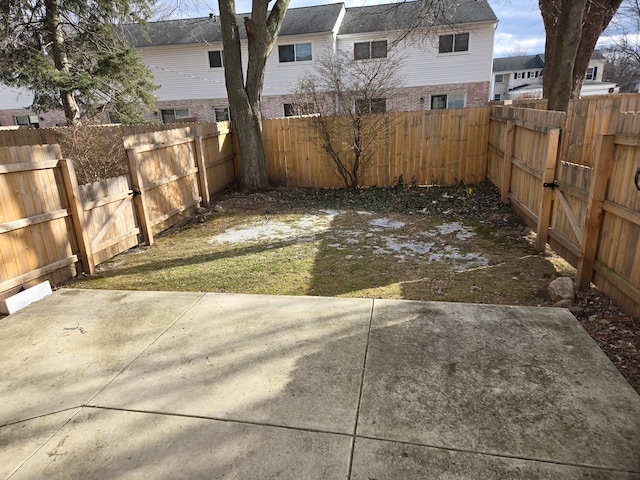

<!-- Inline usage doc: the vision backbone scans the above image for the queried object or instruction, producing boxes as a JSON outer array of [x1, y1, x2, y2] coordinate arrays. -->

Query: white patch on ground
[[210, 213, 336, 244], [369, 218, 405, 229], [209, 210, 488, 270]]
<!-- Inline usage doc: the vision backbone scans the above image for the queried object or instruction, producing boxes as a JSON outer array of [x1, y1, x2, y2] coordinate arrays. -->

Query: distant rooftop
[[122, 0, 497, 48], [494, 50, 605, 72], [338, 0, 496, 35]]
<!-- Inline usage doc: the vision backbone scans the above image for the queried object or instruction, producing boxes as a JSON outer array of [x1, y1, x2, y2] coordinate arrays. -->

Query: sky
[[178, 0, 548, 58]]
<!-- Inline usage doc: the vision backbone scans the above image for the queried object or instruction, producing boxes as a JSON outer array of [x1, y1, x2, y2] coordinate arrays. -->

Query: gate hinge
[[543, 180, 558, 189], [130, 188, 142, 197]]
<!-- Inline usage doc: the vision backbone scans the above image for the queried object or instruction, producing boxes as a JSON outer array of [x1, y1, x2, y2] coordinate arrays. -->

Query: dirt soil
[[212, 182, 640, 395]]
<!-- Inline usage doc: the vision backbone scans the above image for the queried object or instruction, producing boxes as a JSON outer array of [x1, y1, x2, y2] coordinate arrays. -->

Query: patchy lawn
[[67, 182, 639, 395], [70, 183, 568, 304]]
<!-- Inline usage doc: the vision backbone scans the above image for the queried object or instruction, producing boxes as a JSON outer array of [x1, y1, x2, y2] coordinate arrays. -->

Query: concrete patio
[[1, 289, 639, 479]]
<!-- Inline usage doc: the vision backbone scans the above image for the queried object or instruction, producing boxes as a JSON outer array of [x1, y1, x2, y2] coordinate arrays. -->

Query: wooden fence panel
[[262, 108, 491, 188], [0, 145, 79, 296], [199, 122, 236, 199], [79, 175, 139, 266], [591, 113, 640, 318], [124, 127, 202, 239]]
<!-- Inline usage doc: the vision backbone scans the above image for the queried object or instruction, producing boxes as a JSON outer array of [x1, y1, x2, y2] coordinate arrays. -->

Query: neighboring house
[[492, 51, 617, 101], [0, 0, 497, 127], [0, 85, 66, 128]]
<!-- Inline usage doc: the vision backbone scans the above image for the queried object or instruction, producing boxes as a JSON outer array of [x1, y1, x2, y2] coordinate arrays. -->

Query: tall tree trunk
[[571, 0, 622, 98], [540, 0, 588, 111], [218, 0, 290, 191], [44, 0, 80, 125]]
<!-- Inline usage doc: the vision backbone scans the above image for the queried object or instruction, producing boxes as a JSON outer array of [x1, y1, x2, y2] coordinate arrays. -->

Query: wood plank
[[0, 160, 60, 174], [131, 135, 196, 154], [603, 200, 640, 227], [0, 209, 69, 234], [82, 189, 133, 210], [576, 135, 616, 290], [149, 197, 201, 227], [0, 255, 78, 293], [555, 189, 584, 243], [60, 159, 95, 275], [594, 260, 640, 305], [89, 197, 135, 248], [536, 128, 561, 251], [141, 168, 198, 192], [126, 148, 154, 246], [500, 120, 515, 202], [93, 228, 140, 253], [194, 129, 210, 208]]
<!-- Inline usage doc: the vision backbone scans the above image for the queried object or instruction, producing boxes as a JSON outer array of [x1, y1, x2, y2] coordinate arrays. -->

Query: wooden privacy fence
[[0, 124, 237, 297], [489, 106, 640, 319], [262, 107, 491, 187]]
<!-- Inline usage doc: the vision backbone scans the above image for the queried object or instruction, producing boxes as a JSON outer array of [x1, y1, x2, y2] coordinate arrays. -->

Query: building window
[[438, 32, 469, 53], [15, 115, 39, 128], [514, 72, 524, 80], [355, 98, 386, 114], [354, 40, 387, 60], [494, 93, 501, 101], [494, 74, 503, 83], [214, 107, 231, 122], [586, 66, 597, 80], [161, 108, 190, 123], [430, 93, 465, 109], [284, 103, 316, 116], [208, 51, 224, 68], [278, 43, 312, 63]]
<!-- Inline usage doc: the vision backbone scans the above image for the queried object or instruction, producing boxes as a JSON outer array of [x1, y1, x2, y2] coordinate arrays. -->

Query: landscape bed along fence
[[488, 102, 640, 319], [0, 123, 237, 300]]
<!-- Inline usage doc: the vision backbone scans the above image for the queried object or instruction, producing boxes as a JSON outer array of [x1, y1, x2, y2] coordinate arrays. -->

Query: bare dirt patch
[[67, 182, 640, 394]]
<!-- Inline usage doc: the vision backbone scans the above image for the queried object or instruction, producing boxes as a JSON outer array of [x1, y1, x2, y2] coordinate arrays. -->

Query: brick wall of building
[[0, 109, 67, 128], [0, 81, 490, 126]]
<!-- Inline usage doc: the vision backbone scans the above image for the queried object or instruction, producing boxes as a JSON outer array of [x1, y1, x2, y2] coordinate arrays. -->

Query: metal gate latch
[[543, 180, 558, 189]]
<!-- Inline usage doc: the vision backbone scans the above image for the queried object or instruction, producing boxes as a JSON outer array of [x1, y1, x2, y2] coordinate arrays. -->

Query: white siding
[[336, 23, 495, 88], [137, 44, 228, 100], [264, 33, 335, 94]]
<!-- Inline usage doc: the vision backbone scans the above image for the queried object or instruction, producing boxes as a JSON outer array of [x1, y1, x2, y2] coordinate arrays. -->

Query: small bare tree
[[291, 48, 404, 189]]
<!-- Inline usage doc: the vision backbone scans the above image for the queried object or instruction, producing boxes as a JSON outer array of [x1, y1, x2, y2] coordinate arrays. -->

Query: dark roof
[[338, 0, 497, 35], [122, 3, 345, 48], [493, 50, 605, 72], [493, 55, 544, 73]]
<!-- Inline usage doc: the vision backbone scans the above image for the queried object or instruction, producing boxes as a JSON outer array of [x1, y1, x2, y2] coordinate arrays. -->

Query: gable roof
[[493, 50, 605, 72], [338, 0, 497, 35], [493, 55, 544, 73], [122, 3, 345, 48]]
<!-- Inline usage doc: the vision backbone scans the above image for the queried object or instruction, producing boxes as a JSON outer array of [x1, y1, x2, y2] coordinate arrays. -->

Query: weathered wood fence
[[262, 107, 491, 187], [488, 103, 640, 319], [0, 124, 236, 298], [1, 95, 639, 318]]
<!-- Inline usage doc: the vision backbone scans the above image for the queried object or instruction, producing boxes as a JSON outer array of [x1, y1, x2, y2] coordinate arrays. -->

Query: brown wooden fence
[[488, 105, 640, 319], [0, 123, 237, 297], [262, 107, 491, 187], [2, 99, 639, 318]]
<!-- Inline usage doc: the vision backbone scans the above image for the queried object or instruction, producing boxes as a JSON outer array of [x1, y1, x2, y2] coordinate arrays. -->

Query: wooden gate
[[79, 175, 140, 268]]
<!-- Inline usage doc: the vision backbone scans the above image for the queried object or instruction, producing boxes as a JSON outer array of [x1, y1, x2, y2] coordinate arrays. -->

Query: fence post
[[501, 119, 515, 203], [59, 158, 95, 275], [576, 134, 615, 290], [536, 127, 561, 251], [126, 148, 154, 246], [193, 125, 211, 208]]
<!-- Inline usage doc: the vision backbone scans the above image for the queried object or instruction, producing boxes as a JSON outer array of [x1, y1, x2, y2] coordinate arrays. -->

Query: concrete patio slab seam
[[352, 433, 640, 475]]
